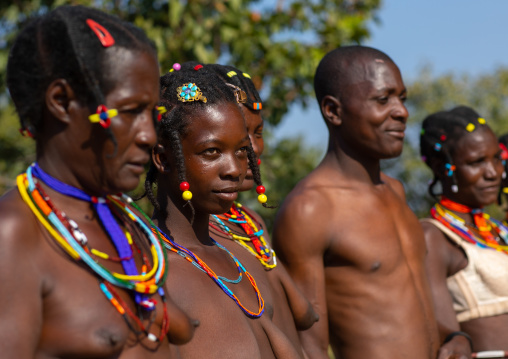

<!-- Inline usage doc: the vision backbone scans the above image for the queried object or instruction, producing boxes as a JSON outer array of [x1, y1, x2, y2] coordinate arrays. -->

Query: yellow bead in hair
[[478, 117, 486, 124], [257, 194, 267, 204], [466, 123, 475, 132], [182, 190, 193, 201]]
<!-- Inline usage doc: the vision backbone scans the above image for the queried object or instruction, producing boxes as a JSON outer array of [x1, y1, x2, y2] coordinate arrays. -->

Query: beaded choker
[[431, 196, 508, 253], [210, 202, 276, 270], [17, 163, 169, 342], [155, 226, 265, 318]]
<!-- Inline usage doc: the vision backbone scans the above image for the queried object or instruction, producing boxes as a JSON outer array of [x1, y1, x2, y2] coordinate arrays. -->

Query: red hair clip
[[86, 19, 115, 47]]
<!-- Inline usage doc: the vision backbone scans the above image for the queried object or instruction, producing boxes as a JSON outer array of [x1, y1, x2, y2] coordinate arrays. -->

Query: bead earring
[[256, 185, 267, 204], [451, 184, 459, 193], [180, 182, 192, 201]]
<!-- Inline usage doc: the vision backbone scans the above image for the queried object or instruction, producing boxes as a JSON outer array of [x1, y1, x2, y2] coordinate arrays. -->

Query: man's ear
[[321, 95, 342, 127], [45, 79, 77, 124], [152, 143, 171, 174]]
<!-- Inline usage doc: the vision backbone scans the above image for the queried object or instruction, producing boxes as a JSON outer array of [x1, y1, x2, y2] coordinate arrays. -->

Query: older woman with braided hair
[[0, 5, 195, 358]]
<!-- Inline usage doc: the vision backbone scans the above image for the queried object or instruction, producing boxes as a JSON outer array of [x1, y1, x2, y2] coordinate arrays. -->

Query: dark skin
[[209, 105, 318, 358], [152, 102, 304, 358], [0, 49, 195, 358], [273, 54, 440, 359], [422, 127, 505, 358]]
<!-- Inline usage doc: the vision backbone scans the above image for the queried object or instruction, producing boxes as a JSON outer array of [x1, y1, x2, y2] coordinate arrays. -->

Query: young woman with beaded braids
[[205, 64, 318, 358], [0, 5, 195, 358], [143, 61, 308, 358], [420, 106, 508, 358]]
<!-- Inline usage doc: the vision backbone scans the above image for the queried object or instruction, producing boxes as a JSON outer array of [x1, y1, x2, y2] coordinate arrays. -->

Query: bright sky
[[273, 0, 508, 149]]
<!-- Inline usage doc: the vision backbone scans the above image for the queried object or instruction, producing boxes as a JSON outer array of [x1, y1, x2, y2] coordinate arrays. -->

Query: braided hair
[[6, 5, 156, 150], [420, 105, 489, 199], [142, 62, 267, 213], [498, 133, 508, 207]]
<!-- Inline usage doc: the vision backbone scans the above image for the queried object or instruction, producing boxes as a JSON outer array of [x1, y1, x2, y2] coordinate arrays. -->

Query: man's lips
[[386, 126, 406, 139]]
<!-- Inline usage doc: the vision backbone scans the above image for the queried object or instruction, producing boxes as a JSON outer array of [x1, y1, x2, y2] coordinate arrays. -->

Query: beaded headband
[[177, 83, 207, 103]]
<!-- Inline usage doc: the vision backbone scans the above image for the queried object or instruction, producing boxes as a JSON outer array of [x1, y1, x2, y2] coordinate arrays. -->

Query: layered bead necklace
[[17, 163, 169, 342], [431, 196, 508, 253], [210, 202, 276, 270], [155, 227, 265, 318]]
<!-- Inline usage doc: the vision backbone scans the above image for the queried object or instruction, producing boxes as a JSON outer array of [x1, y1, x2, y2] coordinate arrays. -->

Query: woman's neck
[[152, 194, 212, 246]]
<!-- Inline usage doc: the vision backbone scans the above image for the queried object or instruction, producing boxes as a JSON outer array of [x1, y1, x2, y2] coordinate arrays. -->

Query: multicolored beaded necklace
[[155, 226, 265, 318], [17, 163, 169, 342], [431, 196, 508, 253], [210, 202, 276, 270]]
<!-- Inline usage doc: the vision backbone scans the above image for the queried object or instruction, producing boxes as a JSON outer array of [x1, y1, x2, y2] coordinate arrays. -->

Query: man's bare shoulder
[[380, 171, 406, 200], [273, 169, 351, 255]]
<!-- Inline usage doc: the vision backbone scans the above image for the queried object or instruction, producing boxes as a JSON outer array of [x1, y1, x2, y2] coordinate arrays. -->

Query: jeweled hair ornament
[[89, 105, 118, 128], [226, 83, 247, 104], [177, 83, 207, 103]]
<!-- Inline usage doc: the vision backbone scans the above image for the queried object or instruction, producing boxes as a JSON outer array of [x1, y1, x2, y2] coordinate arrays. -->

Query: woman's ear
[[152, 143, 171, 174], [45, 79, 78, 124], [428, 157, 445, 182], [321, 95, 342, 127]]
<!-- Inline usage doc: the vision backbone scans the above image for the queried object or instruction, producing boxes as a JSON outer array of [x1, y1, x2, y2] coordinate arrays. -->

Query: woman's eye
[[237, 146, 248, 155], [121, 106, 145, 116], [203, 148, 219, 155], [377, 97, 388, 105]]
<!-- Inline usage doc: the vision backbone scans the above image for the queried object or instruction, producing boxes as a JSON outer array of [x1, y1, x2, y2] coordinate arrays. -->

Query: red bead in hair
[[256, 185, 265, 194], [194, 64, 203, 71], [179, 182, 190, 191]]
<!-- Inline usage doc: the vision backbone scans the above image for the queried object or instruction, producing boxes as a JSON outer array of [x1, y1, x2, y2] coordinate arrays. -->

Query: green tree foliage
[[383, 66, 508, 217], [0, 0, 381, 201]]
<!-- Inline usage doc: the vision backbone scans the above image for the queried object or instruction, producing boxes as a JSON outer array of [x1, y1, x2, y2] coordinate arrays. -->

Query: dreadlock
[[6, 5, 156, 153], [420, 105, 489, 199]]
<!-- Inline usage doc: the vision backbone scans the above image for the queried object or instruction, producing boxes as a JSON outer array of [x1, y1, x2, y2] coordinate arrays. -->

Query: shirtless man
[[272, 46, 440, 359]]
